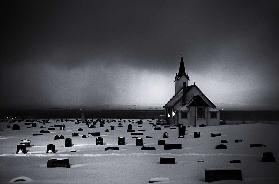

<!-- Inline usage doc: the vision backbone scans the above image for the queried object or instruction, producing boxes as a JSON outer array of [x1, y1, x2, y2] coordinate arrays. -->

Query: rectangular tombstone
[[96, 137, 103, 145], [131, 132, 144, 135], [47, 158, 70, 168], [136, 138, 143, 146], [164, 144, 182, 150], [205, 169, 242, 182], [160, 157, 175, 164], [118, 137, 125, 145], [141, 146, 156, 150], [89, 132, 101, 136], [105, 147, 119, 151], [65, 138, 72, 147], [194, 132, 200, 138], [158, 139, 165, 145]]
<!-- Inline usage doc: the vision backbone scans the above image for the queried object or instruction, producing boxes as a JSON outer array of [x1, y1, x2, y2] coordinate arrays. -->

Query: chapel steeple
[[175, 57, 190, 94]]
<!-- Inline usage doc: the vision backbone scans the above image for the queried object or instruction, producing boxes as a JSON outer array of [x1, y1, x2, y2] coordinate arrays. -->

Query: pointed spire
[[178, 57, 186, 77]]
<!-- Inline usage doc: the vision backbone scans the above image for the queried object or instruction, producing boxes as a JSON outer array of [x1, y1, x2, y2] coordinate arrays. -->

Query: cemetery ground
[[0, 118, 279, 184]]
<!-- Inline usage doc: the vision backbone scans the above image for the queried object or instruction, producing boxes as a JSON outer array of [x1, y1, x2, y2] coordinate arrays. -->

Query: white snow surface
[[0, 119, 278, 184]]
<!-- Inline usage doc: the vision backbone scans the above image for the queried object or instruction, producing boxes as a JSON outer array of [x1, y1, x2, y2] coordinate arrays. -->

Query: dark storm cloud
[[1, 0, 279, 109]]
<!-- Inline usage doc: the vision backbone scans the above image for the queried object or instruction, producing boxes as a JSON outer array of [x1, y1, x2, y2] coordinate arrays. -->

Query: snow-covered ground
[[0, 119, 278, 184]]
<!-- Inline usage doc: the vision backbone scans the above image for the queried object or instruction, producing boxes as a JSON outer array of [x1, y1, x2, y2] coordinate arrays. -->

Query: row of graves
[[5, 117, 277, 183]]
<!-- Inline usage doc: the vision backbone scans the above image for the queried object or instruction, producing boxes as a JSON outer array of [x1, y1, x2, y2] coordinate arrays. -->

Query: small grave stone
[[141, 146, 156, 150], [33, 133, 43, 136], [82, 135, 87, 138], [205, 169, 242, 182], [211, 133, 221, 137], [160, 157, 175, 164], [78, 128, 83, 131], [136, 138, 143, 146], [235, 139, 243, 143], [131, 132, 143, 135], [20, 139, 31, 147], [72, 132, 79, 137], [105, 129, 109, 132], [54, 135, 64, 140], [262, 152, 276, 162], [127, 124, 133, 132], [40, 130, 50, 133], [154, 127, 161, 130], [230, 160, 241, 163], [47, 158, 70, 168], [194, 132, 200, 138], [65, 138, 73, 147], [12, 124, 20, 130], [163, 132, 168, 138], [215, 144, 227, 149], [221, 140, 228, 143], [250, 144, 266, 148], [16, 144, 27, 154], [46, 144, 56, 153], [118, 137, 125, 145], [164, 144, 182, 150], [88, 132, 100, 136], [105, 147, 119, 151], [158, 139, 165, 145], [178, 124, 186, 138], [48, 127, 55, 130], [96, 137, 103, 145], [146, 136, 153, 138], [110, 126, 115, 130]]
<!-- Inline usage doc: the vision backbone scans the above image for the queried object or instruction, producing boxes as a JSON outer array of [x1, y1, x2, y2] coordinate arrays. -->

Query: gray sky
[[1, 0, 279, 109]]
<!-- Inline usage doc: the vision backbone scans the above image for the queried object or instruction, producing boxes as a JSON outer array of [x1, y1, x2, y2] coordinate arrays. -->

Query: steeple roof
[[176, 57, 189, 80]]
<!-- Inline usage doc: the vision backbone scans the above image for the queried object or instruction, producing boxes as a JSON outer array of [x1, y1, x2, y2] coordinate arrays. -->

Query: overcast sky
[[1, 0, 279, 109]]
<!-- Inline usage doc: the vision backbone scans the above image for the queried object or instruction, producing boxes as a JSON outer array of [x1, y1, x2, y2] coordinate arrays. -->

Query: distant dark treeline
[[0, 109, 164, 119], [220, 110, 279, 121], [1, 109, 279, 121]]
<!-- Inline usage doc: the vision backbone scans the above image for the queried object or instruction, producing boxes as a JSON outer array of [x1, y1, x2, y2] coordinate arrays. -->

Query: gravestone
[[136, 138, 143, 146], [178, 124, 186, 138], [262, 152, 276, 162], [72, 132, 79, 137], [12, 124, 20, 130], [164, 144, 182, 150], [163, 132, 168, 138], [118, 137, 125, 145], [105, 147, 119, 151], [215, 144, 227, 149], [141, 146, 156, 150], [205, 169, 242, 182], [46, 144, 56, 153], [47, 158, 70, 168], [158, 139, 165, 145], [160, 157, 175, 164], [96, 137, 103, 145], [110, 126, 115, 130], [16, 144, 27, 154], [65, 138, 73, 147], [194, 132, 200, 138]]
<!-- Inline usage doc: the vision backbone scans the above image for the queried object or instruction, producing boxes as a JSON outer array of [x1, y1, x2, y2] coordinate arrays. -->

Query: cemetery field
[[0, 119, 279, 184]]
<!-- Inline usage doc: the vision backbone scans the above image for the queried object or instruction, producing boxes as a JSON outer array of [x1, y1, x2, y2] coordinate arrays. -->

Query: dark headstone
[[105, 129, 109, 132], [221, 140, 228, 143], [146, 136, 153, 139], [160, 157, 175, 164], [205, 169, 242, 182], [33, 133, 43, 136], [194, 132, 200, 138], [131, 132, 143, 135], [47, 158, 70, 168], [141, 146, 156, 150], [158, 139, 165, 145], [118, 137, 125, 145], [164, 144, 182, 150], [54, 135, 64, 140], [178, 124, 186, 138], [40, 130, 50, 133], [235, 139, 243, 143], [262, 152, 276, 162], [215, 144, 227, 149], [110, 126, 115, 130], [163, 132, 168, 138], [199, 124, 207, 127], [16, 144, 27, 154], [136, 138, 143, 146], [88, 132, 101, 136], [211, 133, 221, 137], [96, 137, 103, 145], [105, 147, 119, 151], [65, 138, 72, 147], [72, 132, 79, 137], [78, 128, 83, 131], [48, 127, 55, 130], [230, 160, 241, 163], [154, 127, 161, 130], [46, 144, 56, 153], [250, 144, 266, 148], [82, 135, 87, 138], [12, 124, 20, 130]]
